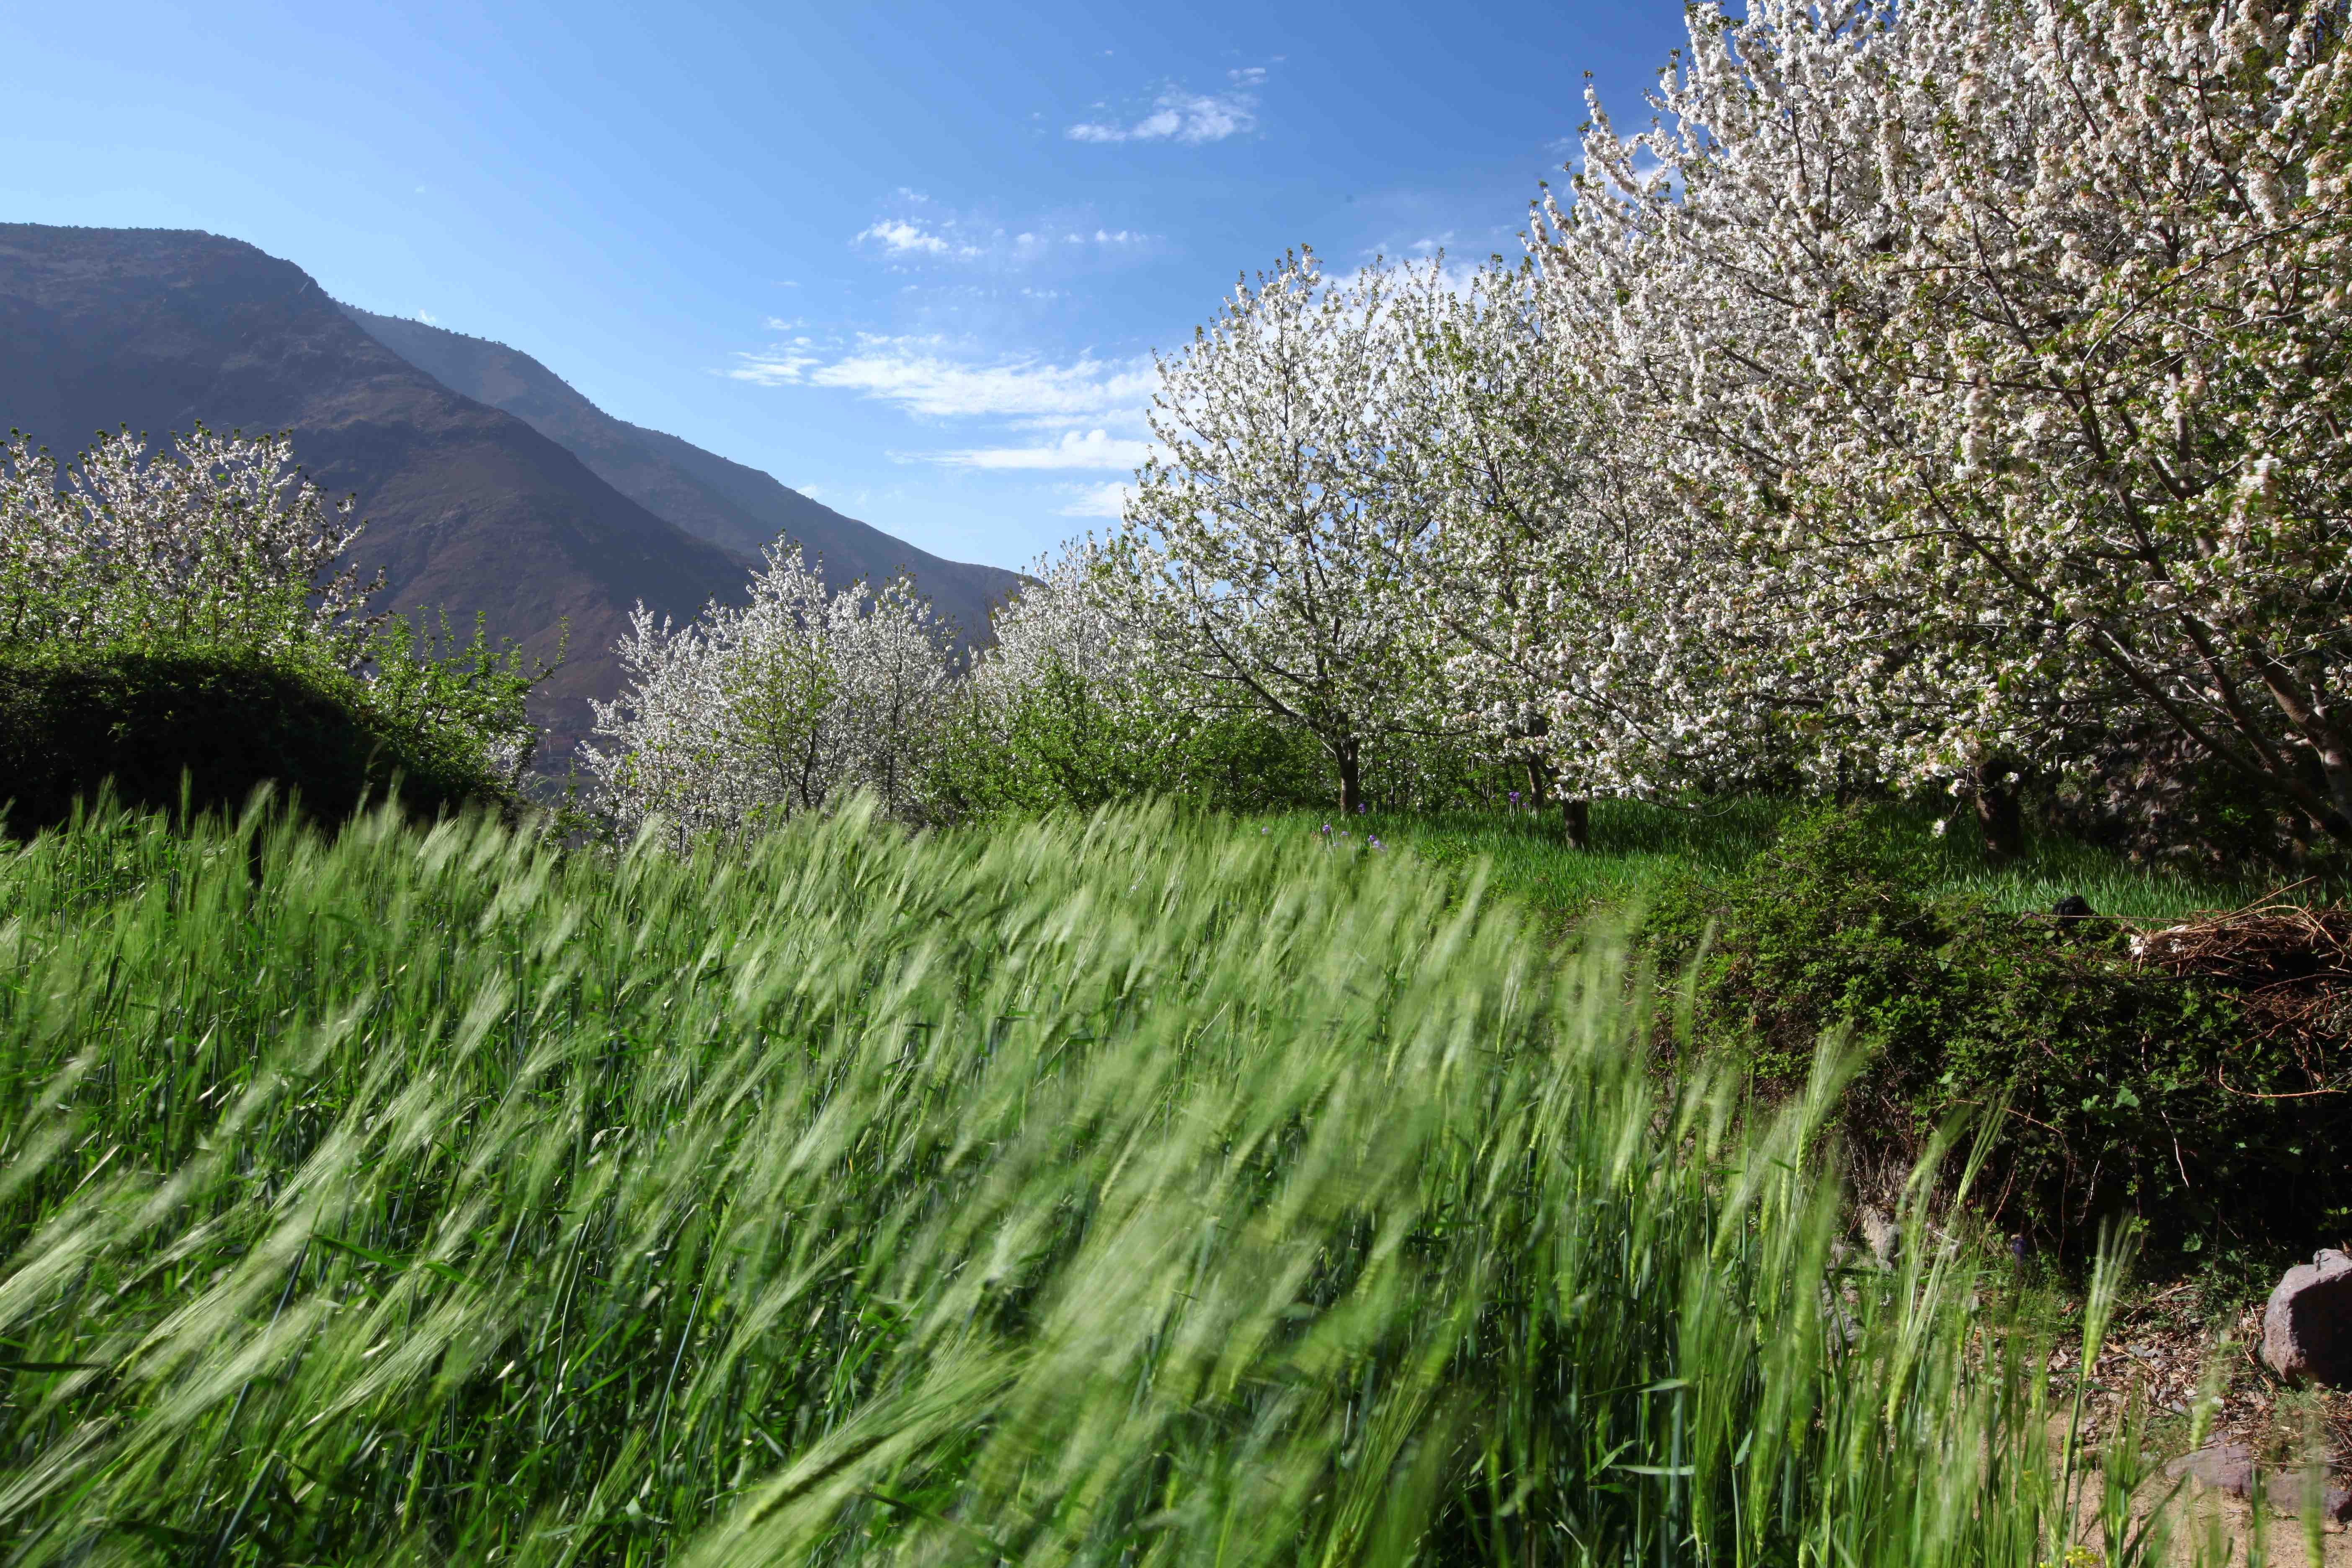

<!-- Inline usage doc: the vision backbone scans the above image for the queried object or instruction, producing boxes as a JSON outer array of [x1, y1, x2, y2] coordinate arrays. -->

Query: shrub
[[1642, 807, 2347, 1253], [0, 642, 517, 835], [928, 656, 1333, 820], [0, 426, 549, 833]]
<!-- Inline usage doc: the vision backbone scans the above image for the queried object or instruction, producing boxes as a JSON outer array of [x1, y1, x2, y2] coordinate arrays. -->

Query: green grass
[[1283, 798, 2287, 925], [0, 796, 2241, 1564]]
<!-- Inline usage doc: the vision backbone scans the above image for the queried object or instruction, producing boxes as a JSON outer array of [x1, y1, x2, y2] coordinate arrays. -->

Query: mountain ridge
[[0, 223, 751, 743], [0, 223, 1029, 760], [340, 307, 1027, 643]]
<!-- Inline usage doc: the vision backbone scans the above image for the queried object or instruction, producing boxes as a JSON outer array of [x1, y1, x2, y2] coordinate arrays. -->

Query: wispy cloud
[[854, 201, 1150, 267], [1058, 482, 1134, 518], [737, 337, 1157, 422], [1014, 229, 1142, 247], [415, 309, 440, 326], [858, 218, 982, 260], [1068, 70, 1263, 144], [727, 350, 823, 387], [909, 429, 1153, 471]]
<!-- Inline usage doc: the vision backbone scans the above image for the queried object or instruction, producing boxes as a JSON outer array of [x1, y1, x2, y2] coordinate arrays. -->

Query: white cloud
[[857, 218, 980, 259], [1059, 482, 1134, 518], [726, 351, 821, 387], [791, 340, 1158, 421], [1067, 84, 1258, 144], [910, 429, 1153, 471], [856, 209, 1148, 266], [415, 309, 440, 325]]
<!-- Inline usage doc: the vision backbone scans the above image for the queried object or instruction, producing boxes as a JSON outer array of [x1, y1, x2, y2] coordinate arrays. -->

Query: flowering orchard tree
[[583, 542, 953, 839], [1390, 260, 1784, 835], [937, 538, 1235, 813], [828, 571, 956, 816], [967, 538, 1145, 703], [1115, 250, 1429, 815], [1543, 0, 2352, 850], [0, 426, 379, 657]]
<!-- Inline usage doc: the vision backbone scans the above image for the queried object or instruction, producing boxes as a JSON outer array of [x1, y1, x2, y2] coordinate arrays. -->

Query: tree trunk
[[1973, 759, 2024, 866], [1524, 747, 1599, 846], [1524, 751, 1591, 850], [1337, 739, 1363, 817]]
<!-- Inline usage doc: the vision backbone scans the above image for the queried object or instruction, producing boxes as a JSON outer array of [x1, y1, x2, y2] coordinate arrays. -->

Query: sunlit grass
[[1287, 797, 2282, 925], [0, 795, 2208, 1564]]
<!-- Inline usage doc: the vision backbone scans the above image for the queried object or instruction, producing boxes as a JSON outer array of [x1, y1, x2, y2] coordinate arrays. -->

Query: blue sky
[[4, 0, 1690, 572]]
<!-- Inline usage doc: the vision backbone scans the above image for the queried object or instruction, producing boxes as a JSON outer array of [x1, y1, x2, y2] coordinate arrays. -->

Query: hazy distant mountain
[[342, 307, 1026, 644], [0, 223, 752, 745]]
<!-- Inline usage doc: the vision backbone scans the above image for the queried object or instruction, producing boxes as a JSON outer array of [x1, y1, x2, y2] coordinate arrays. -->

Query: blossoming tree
[[0, 426, 378, 656], [584, 542, 953, 840], [1389, 259, 1790, 839], [1114, 250, 1429, 815], [0, 425, 544, 789], [1541, 0, 2352, 852]]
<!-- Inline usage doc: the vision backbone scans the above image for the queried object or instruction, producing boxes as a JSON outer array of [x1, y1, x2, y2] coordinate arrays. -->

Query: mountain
[[0, 223, 751, 745], [342, 308, 1027, 645], [0, 224, 1030, 763]]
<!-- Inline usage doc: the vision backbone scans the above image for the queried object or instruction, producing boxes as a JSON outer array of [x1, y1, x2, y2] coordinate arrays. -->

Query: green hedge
[[1640, 808, 2345, 1255], [0, 648, 510, 836]]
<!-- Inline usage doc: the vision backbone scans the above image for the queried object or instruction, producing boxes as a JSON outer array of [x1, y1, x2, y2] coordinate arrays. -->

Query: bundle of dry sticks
[[2130, 888, 2352, 1088]]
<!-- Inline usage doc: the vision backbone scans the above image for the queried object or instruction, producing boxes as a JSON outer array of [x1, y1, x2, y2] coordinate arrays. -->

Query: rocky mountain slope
[[343, 307, 1025, 643], [0, 223, 1026, 758]]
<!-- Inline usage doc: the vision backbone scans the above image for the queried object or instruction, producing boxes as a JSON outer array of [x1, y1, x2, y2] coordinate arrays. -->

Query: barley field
[[0, 796, 2198, 1564]]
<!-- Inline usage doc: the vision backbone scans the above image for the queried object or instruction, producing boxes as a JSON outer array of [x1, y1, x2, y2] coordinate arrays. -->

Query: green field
[[0, 798, 2243, 1564], [1278, 799, 2288, 927]]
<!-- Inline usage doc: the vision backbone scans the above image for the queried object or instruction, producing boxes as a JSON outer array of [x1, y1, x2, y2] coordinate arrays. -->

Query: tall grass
[[0, 796, 2189, 1564]]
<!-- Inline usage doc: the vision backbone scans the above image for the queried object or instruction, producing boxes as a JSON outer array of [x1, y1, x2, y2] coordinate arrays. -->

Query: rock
[[2261, 1248, 2352, 1387], [2052, 893, 2096, 925], [2170, 1442, 2257, 1496], [2165, 1442, 2352, 1521], [1858, 1207, 1902, 1269]]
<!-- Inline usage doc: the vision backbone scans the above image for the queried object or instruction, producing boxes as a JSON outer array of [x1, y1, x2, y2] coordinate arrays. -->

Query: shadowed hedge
[[0, 648, 508, 837]]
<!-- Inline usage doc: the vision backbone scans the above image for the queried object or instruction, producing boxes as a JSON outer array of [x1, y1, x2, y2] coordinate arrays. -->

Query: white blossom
[[1534, 0, 2352, 838], [581, 541, 953, 840], [0, 426, 379, 658], [1111, 249, 1426, 812]]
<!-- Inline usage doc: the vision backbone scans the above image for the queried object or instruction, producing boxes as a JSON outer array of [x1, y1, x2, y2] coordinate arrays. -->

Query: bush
[[0, 645, 515, 835], [1641, 807, 2347, 1253], [927, 658, 1332, 820], [928, 655, 1537, 823]]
